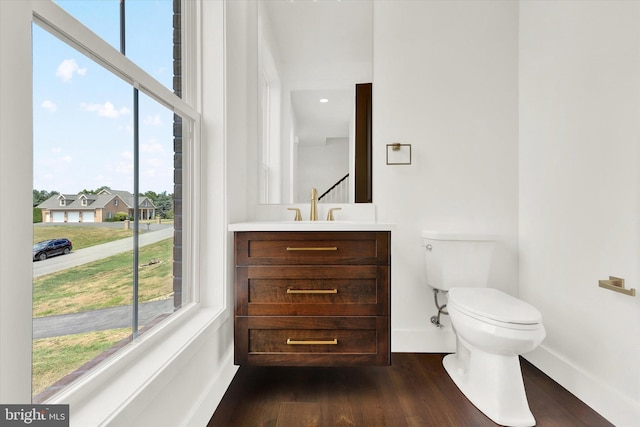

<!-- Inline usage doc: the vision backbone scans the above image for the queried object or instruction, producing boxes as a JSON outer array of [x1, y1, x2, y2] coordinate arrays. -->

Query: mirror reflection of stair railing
[[318, 173, 350, 203]]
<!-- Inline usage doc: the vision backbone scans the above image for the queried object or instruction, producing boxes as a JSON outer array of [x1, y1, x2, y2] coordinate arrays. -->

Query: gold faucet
[[287, 207, 302, 221], [310, 188, 318, 221], [326, 207, 341, 221]]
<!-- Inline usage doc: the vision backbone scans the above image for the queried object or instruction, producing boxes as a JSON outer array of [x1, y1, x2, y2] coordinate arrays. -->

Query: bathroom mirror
[[257, 0, 372, 204]]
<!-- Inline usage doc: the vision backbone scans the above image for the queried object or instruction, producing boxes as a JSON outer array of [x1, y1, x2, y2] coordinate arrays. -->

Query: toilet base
[[443, 348, 536, 427]]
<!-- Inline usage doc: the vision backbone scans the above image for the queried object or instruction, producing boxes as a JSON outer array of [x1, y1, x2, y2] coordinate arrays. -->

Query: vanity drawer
[[250, 329, 377, 354], [235, 316, 390, 366], [235, 231, 390, 266], [236, 265, 389, 316], [233, 230, 391, 367]]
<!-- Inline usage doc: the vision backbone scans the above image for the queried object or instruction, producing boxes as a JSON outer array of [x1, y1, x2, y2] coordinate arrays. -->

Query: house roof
[[37, 189, 156, 210]]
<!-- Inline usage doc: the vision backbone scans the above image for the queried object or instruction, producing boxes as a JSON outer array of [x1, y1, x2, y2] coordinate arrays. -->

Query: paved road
[[33, 299, 175, 339], [33, 227, 176, 338], [33, 227, 174, 278]]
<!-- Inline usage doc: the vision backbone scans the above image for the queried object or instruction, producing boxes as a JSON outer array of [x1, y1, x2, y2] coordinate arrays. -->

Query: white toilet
[[422, 231, 545, 427]]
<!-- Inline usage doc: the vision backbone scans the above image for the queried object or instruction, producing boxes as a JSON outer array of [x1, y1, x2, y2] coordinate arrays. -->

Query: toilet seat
[[448, 288, 542, 331]]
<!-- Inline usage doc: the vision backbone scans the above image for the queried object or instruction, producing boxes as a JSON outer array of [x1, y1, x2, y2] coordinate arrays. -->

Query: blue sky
[[33, 0, 176, 195]]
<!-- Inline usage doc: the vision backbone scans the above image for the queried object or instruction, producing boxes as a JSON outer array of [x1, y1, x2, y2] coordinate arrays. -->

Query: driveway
[[33, 299, 175, 339], [33, 227, 174, 278]]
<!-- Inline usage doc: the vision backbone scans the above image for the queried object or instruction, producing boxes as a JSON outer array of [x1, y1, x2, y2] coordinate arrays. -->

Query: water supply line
[[430, 288, 448, 328]]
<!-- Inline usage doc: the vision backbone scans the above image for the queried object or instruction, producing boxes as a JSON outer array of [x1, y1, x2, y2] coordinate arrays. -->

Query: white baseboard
[[183, 348, 239, 427], [392, 328, 456, 353], [395, 329, 639, 426], [524, 345, 639, 427]]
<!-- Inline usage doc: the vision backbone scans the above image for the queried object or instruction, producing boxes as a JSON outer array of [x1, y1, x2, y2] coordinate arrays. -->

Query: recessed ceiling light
[[319, 98, 329, 103]]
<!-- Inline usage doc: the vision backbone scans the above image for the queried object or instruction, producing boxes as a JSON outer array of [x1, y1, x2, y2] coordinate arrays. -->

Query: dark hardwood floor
[[208, 353, 613, 427]]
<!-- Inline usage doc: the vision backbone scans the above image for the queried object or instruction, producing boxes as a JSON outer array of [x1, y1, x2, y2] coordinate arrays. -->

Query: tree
[[33, 207, 42, 223], [80, 185, 111, 195], [33, 189, 58, 206], [143, 190, 159, 201], [150, 191, 173, 219], [114, 212, 129, 221], [141, 190, 173, 219]]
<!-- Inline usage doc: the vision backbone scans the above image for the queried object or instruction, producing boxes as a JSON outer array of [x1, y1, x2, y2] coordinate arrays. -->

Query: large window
[[54, 0, 176, 92], [32, 0, 193, 402]]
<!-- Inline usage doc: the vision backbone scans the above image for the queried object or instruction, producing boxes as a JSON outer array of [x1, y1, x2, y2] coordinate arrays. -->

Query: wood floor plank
[[208, 353, 614, 427], [276, 402, 321, 427], [520, 359, 611, 427]]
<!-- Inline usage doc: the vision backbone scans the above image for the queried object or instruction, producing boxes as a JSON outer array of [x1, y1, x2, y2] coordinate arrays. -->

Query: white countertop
[[228, 221, 393, 232]]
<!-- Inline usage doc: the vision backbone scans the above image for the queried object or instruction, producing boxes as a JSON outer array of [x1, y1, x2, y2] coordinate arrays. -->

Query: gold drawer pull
[[287, 288, 338, 294], [286, 247, 338, 251], [286, 338, 338, 345]]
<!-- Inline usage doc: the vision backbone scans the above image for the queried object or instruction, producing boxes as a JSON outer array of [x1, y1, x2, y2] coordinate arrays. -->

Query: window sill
[[46, 303, 231, 426]]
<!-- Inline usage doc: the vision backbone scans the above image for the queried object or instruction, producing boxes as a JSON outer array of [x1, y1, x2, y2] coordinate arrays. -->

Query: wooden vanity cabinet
[[234, 231, 391, 366]]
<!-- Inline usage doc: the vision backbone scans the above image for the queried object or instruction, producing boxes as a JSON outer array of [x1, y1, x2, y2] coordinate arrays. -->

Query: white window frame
[[0, 1, 230, 422], [0, 0, 233, 426], [34, 0, 201, 369]]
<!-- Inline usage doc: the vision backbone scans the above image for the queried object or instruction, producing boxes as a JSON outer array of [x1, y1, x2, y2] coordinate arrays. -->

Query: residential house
[[1, 1, 638, 427], [37, 189, 156, 223]]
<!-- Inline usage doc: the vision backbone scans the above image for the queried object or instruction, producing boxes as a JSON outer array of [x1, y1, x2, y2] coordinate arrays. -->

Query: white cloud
[[81, 101, 130, 118], [56, 59, 87, 83], [51, 147, 62, 154], [115, 161, 133, 174], [146, 158, 163, 168], [118, 124, 134, 134], [121, 151, 133, 160], [141, 141, 166, 154], [104, 159, 133, 177], [143, 114, 163, 126], [142, 168, 158, 179], [36, 153, 72, 169], [41, 100, 58, 113]]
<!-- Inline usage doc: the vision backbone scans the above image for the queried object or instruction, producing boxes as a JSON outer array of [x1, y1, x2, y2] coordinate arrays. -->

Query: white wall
[[227, 0, 254, 221], [237, 1, 639, 425], [373, 0, 520, 351], [519, 2, 640, 426], [257, 3, 285, 205], [296, 138, 349, 202], [0, 0, 34, 403]]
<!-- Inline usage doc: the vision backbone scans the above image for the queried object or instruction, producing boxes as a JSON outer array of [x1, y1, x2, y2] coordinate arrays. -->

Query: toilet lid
[[448, 288, 542, 325]]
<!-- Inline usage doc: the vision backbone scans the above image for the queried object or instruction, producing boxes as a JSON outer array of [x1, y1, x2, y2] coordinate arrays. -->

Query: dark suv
[[33, 238, 73, 261]]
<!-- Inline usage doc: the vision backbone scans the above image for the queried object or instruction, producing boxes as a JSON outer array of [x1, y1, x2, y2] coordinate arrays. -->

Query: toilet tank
[[422, 231, 496, 291]]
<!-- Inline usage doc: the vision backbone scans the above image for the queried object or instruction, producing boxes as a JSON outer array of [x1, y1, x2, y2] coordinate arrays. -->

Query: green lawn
[[33, 237, 173, 317], [33, 328, 131, 396], [33, 225, 133, 249], [32, 229, 174, 398]]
